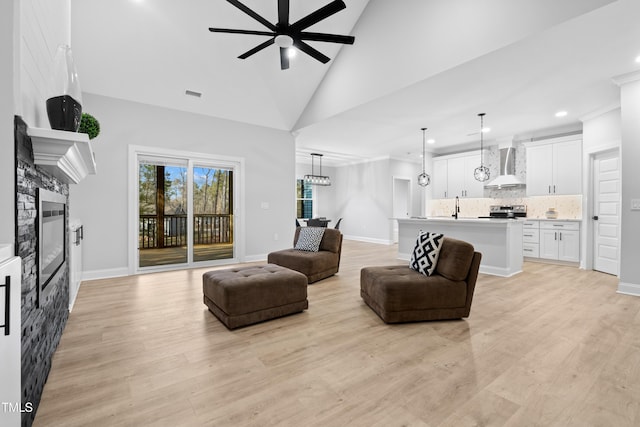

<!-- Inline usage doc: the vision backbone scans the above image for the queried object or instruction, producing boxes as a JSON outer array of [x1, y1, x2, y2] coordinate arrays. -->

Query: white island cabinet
[[397, 218, 523, 277]]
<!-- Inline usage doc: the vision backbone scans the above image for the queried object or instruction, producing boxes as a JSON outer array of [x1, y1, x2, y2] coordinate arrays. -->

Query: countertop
[[397, 217, 523, 225], [399, 217, 582, 223], [523, 218, 582, 222]]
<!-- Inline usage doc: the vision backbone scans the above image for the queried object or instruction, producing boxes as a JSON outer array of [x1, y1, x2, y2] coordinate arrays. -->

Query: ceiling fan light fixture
[[275, 35, 294, 48], [209, 0, 355, 70], [287, 47, 297, 58]]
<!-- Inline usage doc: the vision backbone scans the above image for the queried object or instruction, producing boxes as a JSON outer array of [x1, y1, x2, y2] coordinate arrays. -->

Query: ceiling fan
[[209, 0, 356, 70]]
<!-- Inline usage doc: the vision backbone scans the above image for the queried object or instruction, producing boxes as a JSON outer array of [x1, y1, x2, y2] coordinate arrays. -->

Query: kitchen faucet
[[453, 196, 460, 219]]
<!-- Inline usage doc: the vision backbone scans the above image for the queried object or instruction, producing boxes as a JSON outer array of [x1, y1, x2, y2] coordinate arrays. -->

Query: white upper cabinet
[[463, 154, 485, 198], [432, 151, 484, 199], [552, 140, 582, 195], [432, 158, 448, 199], [446, 157, 465, 198], [525, 138, 582, 196]]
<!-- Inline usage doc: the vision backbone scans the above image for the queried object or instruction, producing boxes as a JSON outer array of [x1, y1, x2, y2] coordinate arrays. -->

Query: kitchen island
[[397, 217, 523, 277]]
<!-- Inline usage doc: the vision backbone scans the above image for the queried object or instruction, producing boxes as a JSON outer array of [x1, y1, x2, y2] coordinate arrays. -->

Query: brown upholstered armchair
[[268, 227, 343, 283], [360, 237, 482, 323]]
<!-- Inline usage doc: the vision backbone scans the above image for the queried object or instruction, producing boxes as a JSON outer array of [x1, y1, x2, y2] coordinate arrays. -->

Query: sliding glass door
[[137, 155, 236, 270], [138, 160, 188, 267], [192, 165, 234, 262]]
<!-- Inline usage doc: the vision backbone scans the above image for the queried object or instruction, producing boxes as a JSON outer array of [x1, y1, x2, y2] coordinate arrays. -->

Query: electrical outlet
[[631, 199, 640, 211], [274, 233, 279, 241]]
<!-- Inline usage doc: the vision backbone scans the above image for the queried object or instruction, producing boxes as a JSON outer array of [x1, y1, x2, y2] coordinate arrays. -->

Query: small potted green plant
[[78, 113, 100, 140]]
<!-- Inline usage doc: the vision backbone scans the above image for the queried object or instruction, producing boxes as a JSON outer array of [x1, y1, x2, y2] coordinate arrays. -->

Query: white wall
[[19, 0, 71, 128], [390, 158, 424, 217], [582, 108, 621, 149], [0, 0, 17, 246], [617, 75, 640, 295], [330, 157, 423, 244], [333, 158, 391, 244], [70, 93, 296, 278]]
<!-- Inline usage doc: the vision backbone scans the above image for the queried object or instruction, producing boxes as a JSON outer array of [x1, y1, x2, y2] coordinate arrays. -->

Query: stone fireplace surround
[[15, 116, 69, 427]]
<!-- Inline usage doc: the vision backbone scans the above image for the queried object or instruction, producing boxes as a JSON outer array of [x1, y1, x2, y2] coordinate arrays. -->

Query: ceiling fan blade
[[290, 0, 346, 31], [209, 28, 275, 37], [238, 38, 275, 59], [226, 0, 277, 31], [278, 0, 289, 26], [294, 40, 330, 64], [280, 47, 290, 70], [299, 32, 355, 44]]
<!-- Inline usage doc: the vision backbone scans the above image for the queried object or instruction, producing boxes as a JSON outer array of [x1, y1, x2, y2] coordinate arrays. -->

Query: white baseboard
[[400, 252, 520, 277], [617, 281, 640, 297], [344, 235, 393, 245], [479, 265, 522, 278], [244, 254, 267, 263], [68, 288, 79, 312], [82, 267, 129, 281]]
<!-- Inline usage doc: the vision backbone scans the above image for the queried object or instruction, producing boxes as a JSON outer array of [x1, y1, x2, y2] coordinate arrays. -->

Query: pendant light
[[304, 153, 331, 186], [474, 113, 490, 182], [417, 127, 431, 187]]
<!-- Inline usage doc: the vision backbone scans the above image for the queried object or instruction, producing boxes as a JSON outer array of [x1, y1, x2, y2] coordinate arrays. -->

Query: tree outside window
[[296, 179, 313, 219]]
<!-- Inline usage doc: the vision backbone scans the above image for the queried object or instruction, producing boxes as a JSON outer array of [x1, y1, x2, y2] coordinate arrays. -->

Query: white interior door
[[593, 150, 620, 275], [392, 178, 411, 243]]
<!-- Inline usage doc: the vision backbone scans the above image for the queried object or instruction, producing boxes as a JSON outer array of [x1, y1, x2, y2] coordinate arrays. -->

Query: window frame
[[296, 178, 315, 220]]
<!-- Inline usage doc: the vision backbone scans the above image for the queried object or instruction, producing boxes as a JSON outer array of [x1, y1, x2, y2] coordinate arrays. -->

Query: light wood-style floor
[[34, 240, 640, 426]]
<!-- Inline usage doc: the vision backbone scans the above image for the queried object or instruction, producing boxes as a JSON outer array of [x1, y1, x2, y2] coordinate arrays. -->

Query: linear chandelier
[[304, 153, 331, 186]]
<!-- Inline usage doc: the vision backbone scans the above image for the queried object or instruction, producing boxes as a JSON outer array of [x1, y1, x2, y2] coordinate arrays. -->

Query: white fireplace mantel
[[27, 127, 97, 184]]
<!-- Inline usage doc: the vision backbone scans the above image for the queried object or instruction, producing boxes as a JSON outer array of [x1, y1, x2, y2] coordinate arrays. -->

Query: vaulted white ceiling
[[71, 0, 640, 164]]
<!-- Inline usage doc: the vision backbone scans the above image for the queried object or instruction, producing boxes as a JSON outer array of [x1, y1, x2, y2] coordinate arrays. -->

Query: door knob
[[592, 215, 599, 220]]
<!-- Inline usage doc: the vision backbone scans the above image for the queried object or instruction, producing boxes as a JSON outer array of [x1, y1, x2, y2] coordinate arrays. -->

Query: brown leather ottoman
[[203, 264, 308, 329]]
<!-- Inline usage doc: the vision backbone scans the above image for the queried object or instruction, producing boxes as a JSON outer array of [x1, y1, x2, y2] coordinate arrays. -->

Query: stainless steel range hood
[[484, 146, 525, 188]]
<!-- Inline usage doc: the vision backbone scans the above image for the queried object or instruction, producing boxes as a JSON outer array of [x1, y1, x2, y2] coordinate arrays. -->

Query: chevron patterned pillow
[[410, 232, 444, 276]]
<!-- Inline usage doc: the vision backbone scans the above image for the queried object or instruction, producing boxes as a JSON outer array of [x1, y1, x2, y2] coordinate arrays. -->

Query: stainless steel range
[[479, 205, 527, 219]]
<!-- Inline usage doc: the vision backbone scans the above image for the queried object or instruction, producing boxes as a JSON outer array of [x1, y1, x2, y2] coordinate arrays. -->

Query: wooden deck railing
[[139, 214, 232, 249]]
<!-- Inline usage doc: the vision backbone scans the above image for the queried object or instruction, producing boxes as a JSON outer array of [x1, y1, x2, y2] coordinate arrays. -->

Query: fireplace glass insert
[[38, 189, 66, 305]]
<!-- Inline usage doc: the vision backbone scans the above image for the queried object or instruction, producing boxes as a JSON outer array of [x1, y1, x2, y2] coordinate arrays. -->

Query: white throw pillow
[[410, 231, 444, 276], [294, 227, 325, 252]]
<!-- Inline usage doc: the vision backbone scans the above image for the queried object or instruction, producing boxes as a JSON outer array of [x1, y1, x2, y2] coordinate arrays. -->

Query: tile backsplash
[[430, 195, 583, 219]]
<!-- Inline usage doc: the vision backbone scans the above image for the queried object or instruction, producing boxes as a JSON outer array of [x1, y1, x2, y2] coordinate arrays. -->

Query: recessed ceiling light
[[555, 110, 568, 117], [481, 127, 491, 133], [636, 55, 640, 63], [427, 139, 435, 144]]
